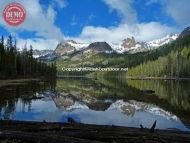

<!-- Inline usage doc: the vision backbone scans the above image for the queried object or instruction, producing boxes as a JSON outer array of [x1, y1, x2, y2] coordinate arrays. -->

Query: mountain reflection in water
[[0, 78, 190, 131]]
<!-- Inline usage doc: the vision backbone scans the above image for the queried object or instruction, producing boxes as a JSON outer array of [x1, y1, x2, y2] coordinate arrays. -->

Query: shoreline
[[126, 76, 190, 80], [0, 120, 189, 143], [57, 75, 190, 81], [0, 78, 41, 87]]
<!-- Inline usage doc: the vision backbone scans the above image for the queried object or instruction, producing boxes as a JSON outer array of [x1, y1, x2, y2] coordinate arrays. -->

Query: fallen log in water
[[0, 120, 190, 143]]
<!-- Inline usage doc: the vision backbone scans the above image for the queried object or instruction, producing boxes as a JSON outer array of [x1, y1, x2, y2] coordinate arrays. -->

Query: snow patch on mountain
[[146, 34, 178, 48], [110, 42, 146, 54], [109, 34, 178, 54], [108, 100, 178, 121], [67, 40, 89, 51], [66, 102, 89, 111], [33, 50, 53, 59]]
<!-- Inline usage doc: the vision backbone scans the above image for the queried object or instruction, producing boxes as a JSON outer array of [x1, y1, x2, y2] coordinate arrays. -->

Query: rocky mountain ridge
[[179, 26, 190, 38], [33, 32, 181, 60]]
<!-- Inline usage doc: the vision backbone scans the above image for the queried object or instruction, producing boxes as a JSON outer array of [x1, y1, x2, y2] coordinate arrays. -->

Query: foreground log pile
[[0, 120, 190, 143]]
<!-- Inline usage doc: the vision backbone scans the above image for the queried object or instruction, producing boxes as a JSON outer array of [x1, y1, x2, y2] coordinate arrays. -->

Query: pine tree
[[0, 35, 56, 80]]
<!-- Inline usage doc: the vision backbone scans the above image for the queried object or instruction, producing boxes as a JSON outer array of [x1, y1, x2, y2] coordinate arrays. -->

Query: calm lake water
[[0, 77, 190, 131]]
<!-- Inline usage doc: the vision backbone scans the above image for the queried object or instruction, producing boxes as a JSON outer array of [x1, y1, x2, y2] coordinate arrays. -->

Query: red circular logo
[[3, 2, 26, 26]]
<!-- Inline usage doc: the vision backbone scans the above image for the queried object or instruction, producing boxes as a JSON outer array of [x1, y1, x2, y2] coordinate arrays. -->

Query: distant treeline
[[128, 36, 190, 78], [0, 35, 56, 79]]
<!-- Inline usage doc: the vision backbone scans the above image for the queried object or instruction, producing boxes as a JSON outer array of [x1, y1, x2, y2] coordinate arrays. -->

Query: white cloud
[[0, 0, 64, 40], [0, 0, 186, 50], [71, 16, 77, 26], [88, 14, 96, 21], [145, 0, 160, 6], [0, 0, 65, 51], [70, 0, 178, 44], [63, 1, 178, 43], [71, 22, 177, 43], [146, 0, 190, 26], [17, 38, 59, 50], [51, 0, 67, 9], [164, 0, 190, 26], [102, 0, 137, 23]]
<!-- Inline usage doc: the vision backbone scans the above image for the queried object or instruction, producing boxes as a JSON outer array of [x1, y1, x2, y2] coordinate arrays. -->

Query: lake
[[0, 77, 190, 131]]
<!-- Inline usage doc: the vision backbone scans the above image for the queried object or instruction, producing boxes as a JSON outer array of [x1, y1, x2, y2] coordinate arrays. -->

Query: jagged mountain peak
[[179, 26, 190, 38], [110, 34, 178, 54], [54, 42, 76, 57], [60, 40, 89, 50], [60, 40, 77, 45], [122, 36, 135, 42], [121, 37, 136, 49], [66, 40, 77, 44]]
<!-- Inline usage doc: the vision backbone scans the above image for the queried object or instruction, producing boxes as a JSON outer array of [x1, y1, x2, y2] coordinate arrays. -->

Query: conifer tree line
[[127, 36, 190, 78], [0, 35, 56, 79]]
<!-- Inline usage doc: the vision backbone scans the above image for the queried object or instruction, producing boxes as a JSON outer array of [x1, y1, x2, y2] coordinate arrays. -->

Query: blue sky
[[0, 0, 190, 50], [51, 0, 120, 36]]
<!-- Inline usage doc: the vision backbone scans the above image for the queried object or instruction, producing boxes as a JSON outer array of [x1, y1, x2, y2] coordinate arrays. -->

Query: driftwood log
[[0, 120, 190, 143]]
